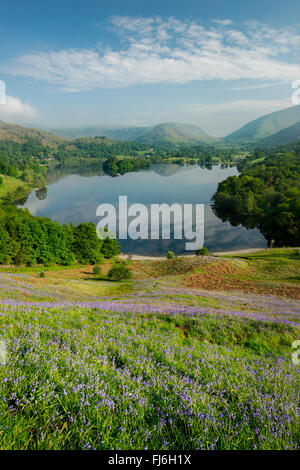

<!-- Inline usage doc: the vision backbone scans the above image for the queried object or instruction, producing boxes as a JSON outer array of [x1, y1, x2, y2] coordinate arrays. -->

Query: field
[[0, 249, 299, 450], [0, 174, 34, 200]]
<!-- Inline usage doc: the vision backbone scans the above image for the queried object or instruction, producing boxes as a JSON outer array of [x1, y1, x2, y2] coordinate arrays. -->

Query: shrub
[[166, 251, 175, 259], [39, 272, 45, 278], [93, 265, 102, 275], [196, 246, 210, 257], [107, 261, 132, 281]]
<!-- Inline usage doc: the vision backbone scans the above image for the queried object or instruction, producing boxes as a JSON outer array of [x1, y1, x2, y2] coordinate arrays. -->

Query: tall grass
[[0, 304, 298, 450]]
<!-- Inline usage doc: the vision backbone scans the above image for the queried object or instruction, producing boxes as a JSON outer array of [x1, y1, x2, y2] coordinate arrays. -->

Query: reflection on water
[[20, 163, 267, 254]]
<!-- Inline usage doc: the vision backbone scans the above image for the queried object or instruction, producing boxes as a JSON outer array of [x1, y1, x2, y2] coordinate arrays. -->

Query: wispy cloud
[[212, 19, 233, 26], [0, 95, 38, 124], [228, 81, 290, 90], [4, 16, 300, 91]]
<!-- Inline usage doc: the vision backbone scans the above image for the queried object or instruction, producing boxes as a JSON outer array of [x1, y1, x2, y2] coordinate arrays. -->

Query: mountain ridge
[[49, 122, 218, 144], [224, 105, 300, 142], [0, 120, 63, 146], [259, 121, 300, 146], [2, 104, 300, 147]]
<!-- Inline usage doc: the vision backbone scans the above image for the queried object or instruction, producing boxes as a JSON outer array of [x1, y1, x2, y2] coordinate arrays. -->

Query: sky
[[1, 0, 300, 136]]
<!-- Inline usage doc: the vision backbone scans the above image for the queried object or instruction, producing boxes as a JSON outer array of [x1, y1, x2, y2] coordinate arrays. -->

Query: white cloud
[[212, 19, 233, 26], [3, 17, 300, 92], [0, 95, 38, 124]]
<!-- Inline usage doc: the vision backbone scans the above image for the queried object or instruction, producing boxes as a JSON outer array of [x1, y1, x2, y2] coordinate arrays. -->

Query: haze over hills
[[49, 122, 218, 145], [224, 105, 300, 143], [259, 121, 300, 146], [49, 106, 300, 145], [2, 104, 300, 148], [0, 120, 63, 146]]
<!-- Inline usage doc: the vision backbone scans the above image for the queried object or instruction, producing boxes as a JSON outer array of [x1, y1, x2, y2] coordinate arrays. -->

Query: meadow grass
[[0, 304, 299, 450], [0, 174, 34, 200], [0, 249, 299, 450], [222, 249, 300, 284]]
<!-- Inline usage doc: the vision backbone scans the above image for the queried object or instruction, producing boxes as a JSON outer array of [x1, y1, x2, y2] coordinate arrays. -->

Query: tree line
[[0, 205, 120, 266], [103, 156, 150, 176], [213, 151, 300, 246]]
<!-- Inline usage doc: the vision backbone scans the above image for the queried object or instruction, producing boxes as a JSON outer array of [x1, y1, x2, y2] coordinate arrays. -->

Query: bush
[[196, 246, 209, 257], [107, 261, 132, 281], [39, 272, 45, 278], [93, 265, 102, 275], [166, 251, 175, 260]]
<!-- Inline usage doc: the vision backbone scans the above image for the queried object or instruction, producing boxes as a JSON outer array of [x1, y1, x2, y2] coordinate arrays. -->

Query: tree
[[72, 222, 103, 264], [101, 232, 121, 258], [0, 224, 12, 264]]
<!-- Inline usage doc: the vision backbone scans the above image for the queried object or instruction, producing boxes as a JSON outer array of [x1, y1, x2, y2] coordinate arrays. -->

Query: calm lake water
[[20, 164, 267, 255]]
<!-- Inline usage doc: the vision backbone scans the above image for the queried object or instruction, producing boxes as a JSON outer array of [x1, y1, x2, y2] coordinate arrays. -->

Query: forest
[[0, 205, 120, 266], [213, 150, 300, 246]]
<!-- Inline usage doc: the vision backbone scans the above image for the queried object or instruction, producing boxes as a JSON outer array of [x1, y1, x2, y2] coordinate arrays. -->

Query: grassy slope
[[0, 249, 299, 450], [225, 104, 300, 142], [260, 121, 300, 146], [0, 120, 63, 146], [0, 249, 299, 301], [0, 174, 35, 200]]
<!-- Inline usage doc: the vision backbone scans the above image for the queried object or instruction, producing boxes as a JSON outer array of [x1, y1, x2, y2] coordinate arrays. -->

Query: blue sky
[[1, 0, 300, 136]]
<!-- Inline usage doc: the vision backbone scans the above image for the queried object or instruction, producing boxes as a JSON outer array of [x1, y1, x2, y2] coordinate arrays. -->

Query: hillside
[[136, 123, 217, 144], [0, 120, 63, 146], [259, 121, 300, 146], [50, 122, 217, 144], [224, 105, 300, 143], [0, 249, 299, 449]]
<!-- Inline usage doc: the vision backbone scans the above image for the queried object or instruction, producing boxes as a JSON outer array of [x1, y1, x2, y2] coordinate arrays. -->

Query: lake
[[20, 163, 267, 255]]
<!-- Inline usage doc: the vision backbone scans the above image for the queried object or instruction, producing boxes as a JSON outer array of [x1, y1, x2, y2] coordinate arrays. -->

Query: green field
[[0, 174, 34, 201]]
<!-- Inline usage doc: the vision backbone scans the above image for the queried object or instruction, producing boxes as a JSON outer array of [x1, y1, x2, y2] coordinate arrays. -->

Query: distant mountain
[[50, 122, 217, 145], [0, 120, 63, 146], [259, 121, 300, 146], [49, 126, 145, 141], [135, 123, 217, 144], [224, 105, 300, 143]]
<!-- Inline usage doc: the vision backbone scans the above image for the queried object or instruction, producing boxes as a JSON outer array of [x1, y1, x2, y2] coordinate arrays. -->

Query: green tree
[[72, 222, 103, 264]]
